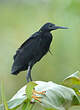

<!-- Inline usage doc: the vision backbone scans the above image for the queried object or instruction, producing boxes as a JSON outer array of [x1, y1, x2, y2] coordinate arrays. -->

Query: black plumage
[[11, 23, 68, 82]]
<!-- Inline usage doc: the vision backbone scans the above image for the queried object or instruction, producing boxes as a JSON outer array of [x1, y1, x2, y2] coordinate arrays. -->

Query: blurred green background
[[0, 0, 80, 109]]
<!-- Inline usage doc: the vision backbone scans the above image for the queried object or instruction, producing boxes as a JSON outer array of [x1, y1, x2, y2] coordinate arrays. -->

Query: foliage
[[0, 71, 80, 110]]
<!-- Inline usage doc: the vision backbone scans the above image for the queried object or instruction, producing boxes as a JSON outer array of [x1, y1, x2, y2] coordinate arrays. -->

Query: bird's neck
[[39, 29, 50, 34], [38, 30, 52, 41]]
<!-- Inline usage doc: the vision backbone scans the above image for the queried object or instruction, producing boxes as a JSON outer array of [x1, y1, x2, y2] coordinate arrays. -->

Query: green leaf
[[22, 102, 27, 110], [1, 81, 9, 110], [0, 85, 27, 110], [0, 81, 80, 110], [0, 82, 37, 110], [63, 71, 80, 93], [26, 81, 38, 100], [0, 104, 4, 110], [35, 81, 80, 110], [8, 85, 27, 109], [22, 101, 33, 110]]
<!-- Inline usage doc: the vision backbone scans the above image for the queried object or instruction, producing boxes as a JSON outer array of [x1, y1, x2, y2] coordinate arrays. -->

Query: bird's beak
[[55, 26, 69, 30]]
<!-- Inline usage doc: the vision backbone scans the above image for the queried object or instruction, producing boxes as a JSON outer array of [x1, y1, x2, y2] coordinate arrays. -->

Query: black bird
[[11, 23, 68, 82]]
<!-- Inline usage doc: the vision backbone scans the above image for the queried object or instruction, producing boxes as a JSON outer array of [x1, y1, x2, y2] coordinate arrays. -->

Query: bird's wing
[[13, 32, 40, 60], [12, 32, 41, 74]]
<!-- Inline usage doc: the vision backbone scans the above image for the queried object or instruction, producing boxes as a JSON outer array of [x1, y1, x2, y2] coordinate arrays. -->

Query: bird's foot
[[32, 89, 46, 103]]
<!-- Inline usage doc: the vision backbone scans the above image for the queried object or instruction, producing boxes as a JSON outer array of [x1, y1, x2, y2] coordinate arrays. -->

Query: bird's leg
[[27, 63, 33, 82], [29, 71, 32, 81], [27, 65, 31, 82]]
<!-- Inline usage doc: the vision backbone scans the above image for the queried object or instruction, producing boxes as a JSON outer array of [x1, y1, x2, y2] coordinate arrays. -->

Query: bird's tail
[[11, 66, 20, 75]]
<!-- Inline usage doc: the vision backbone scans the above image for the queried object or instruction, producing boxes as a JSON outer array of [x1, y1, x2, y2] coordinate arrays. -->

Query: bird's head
[[40, 23, 68, 32]]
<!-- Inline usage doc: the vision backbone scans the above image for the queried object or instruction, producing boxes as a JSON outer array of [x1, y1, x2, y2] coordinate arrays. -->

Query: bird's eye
[[49, 25, 52, 27]]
